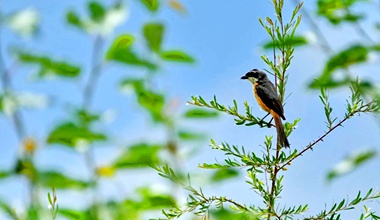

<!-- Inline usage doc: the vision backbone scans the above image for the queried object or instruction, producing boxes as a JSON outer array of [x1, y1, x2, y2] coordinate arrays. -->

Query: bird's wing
[[255, 82, 285, 120]]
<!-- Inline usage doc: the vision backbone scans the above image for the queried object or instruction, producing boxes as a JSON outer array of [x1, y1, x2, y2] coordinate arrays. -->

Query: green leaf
[[107, 35, 157, 70], [262, 35, 307, 49], [88, 1, 106, 22], [327, 149, 377, 181], [66, 2, 127, 36], [317, 0, 366, 25], [160, 50, 195, 63], [0, 171, 11, 180], [139, 0, 159, 12], [143, 22, 164, 52], [16, 51, 81, 78], [113, 143, 162, 168], [137, 187, 176, 209], [66, 10, 83, 28], [59, 209, 91, 220], [325, 45, 369, 73], [210, 209, 259, 220], [183, 108, 218, 118], [38, 170, 89, 189], [310, 45, 369, 88], [120, 79, 165, 122], [108, 34, 134, 49], [47, 122, 106, 147], [178, 130, 205, 141], [75, 109, 101, 125], [211, 168, 239, 182], [0, 200, 15, 218], [6, 8, 40, 37]]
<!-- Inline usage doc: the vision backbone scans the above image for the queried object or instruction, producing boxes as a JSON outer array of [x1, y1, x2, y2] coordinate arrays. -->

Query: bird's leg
[[258, 113, 273, 128], [267, 117, 274, 128]]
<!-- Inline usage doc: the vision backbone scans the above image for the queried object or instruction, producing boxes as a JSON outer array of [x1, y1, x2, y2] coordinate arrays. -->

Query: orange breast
[[253, 84, 271, 113]]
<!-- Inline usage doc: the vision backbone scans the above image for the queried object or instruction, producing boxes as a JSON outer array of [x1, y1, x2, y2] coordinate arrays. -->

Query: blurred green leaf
[[317, 0, 366, 25], [160, 50, 194, 63], [108, 34, 134, 49], [139, 0, 159, 12], [325, 45, 369, 73], [327, 149, 377, 181], [6, 8, 39, 37], [0, 170, 11, 179], [178, 130, 205, 141], [137, 187, 176, 209], [211, 168, 239, 182], [88, 1, 106, 22], [143, 22, 164, 52], [66, 10, 83, 28], [66, 2, 126, 36], [121, 79, 165, 122], [47, 122, 106, 147], [184, 108, 218, 118], [16, 51, 80, 78], [310, 45, 370, 88], [113, 143, 162, 168], [0, 200, 14, 217], [210, 208, 260, 220], [106, 200, 139, 219], [38, 170, 89, 189], [107, 35, 157, 70], [262, 35, 307, 49], [59, 209, 91, 220], [75, 109, 101, 125]]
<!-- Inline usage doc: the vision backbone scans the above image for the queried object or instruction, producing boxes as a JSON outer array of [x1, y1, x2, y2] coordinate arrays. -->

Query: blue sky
[[1, 0, 380, 219]]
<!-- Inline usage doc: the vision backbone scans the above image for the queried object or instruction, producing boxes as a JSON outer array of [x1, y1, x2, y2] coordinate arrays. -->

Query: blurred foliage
[[15, 51, 81, 78], [327, 149, 377, 181], [0, 0, 204, 219], [317, 0, 367, 24]]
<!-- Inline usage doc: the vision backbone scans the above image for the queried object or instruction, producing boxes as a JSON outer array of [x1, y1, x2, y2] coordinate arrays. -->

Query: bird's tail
[[274, 116, 290, 148]]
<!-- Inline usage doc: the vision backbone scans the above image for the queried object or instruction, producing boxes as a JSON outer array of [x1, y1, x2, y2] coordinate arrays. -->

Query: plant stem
[[0, 25, 39, 216], [83, 35, 104, 109], [291, 0, 332, 53], [81, 34, 105, 219]]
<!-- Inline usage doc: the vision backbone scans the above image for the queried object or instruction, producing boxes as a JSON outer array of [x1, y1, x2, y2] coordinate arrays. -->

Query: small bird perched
[[241, 69, 290, 148]]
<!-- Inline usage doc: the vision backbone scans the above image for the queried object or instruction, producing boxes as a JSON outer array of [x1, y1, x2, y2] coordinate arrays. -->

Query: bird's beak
[[241, 75, 248, 80]]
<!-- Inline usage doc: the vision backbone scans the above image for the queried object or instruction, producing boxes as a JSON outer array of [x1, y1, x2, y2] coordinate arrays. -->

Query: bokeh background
[[0, 0, 379, 219]]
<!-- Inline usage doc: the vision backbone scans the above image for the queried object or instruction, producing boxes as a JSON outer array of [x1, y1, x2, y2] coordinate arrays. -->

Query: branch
[[279, 102, 377, 170], [187, 96, 274, 127]]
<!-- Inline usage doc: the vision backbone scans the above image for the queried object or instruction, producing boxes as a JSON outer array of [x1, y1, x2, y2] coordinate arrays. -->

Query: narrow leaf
[[183, 108, 218, 118], [160, 50, 194, 63]]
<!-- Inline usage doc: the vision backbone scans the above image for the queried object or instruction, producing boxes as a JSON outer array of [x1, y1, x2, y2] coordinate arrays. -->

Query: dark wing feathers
[[255, 81, 286, 120]]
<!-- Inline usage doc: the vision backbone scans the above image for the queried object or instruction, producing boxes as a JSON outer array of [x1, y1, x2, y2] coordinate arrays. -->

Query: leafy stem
[[305, 188, 380, 220], [187, 95, 274, 127]]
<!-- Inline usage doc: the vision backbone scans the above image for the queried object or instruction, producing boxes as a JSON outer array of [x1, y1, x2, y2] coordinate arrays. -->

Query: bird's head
[[241, 69, 267, 84]]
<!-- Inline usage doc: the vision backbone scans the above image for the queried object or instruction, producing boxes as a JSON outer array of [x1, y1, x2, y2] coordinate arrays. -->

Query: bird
[[241, 69, 290, 148]]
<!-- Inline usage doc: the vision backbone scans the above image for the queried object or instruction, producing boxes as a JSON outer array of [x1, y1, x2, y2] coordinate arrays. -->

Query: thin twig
[[81, 34, 105, 218], [0, 29, 26, 140], [83, 35, 104, 109], [291, 0, 333, 53], [279, 105, 371, 170]]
